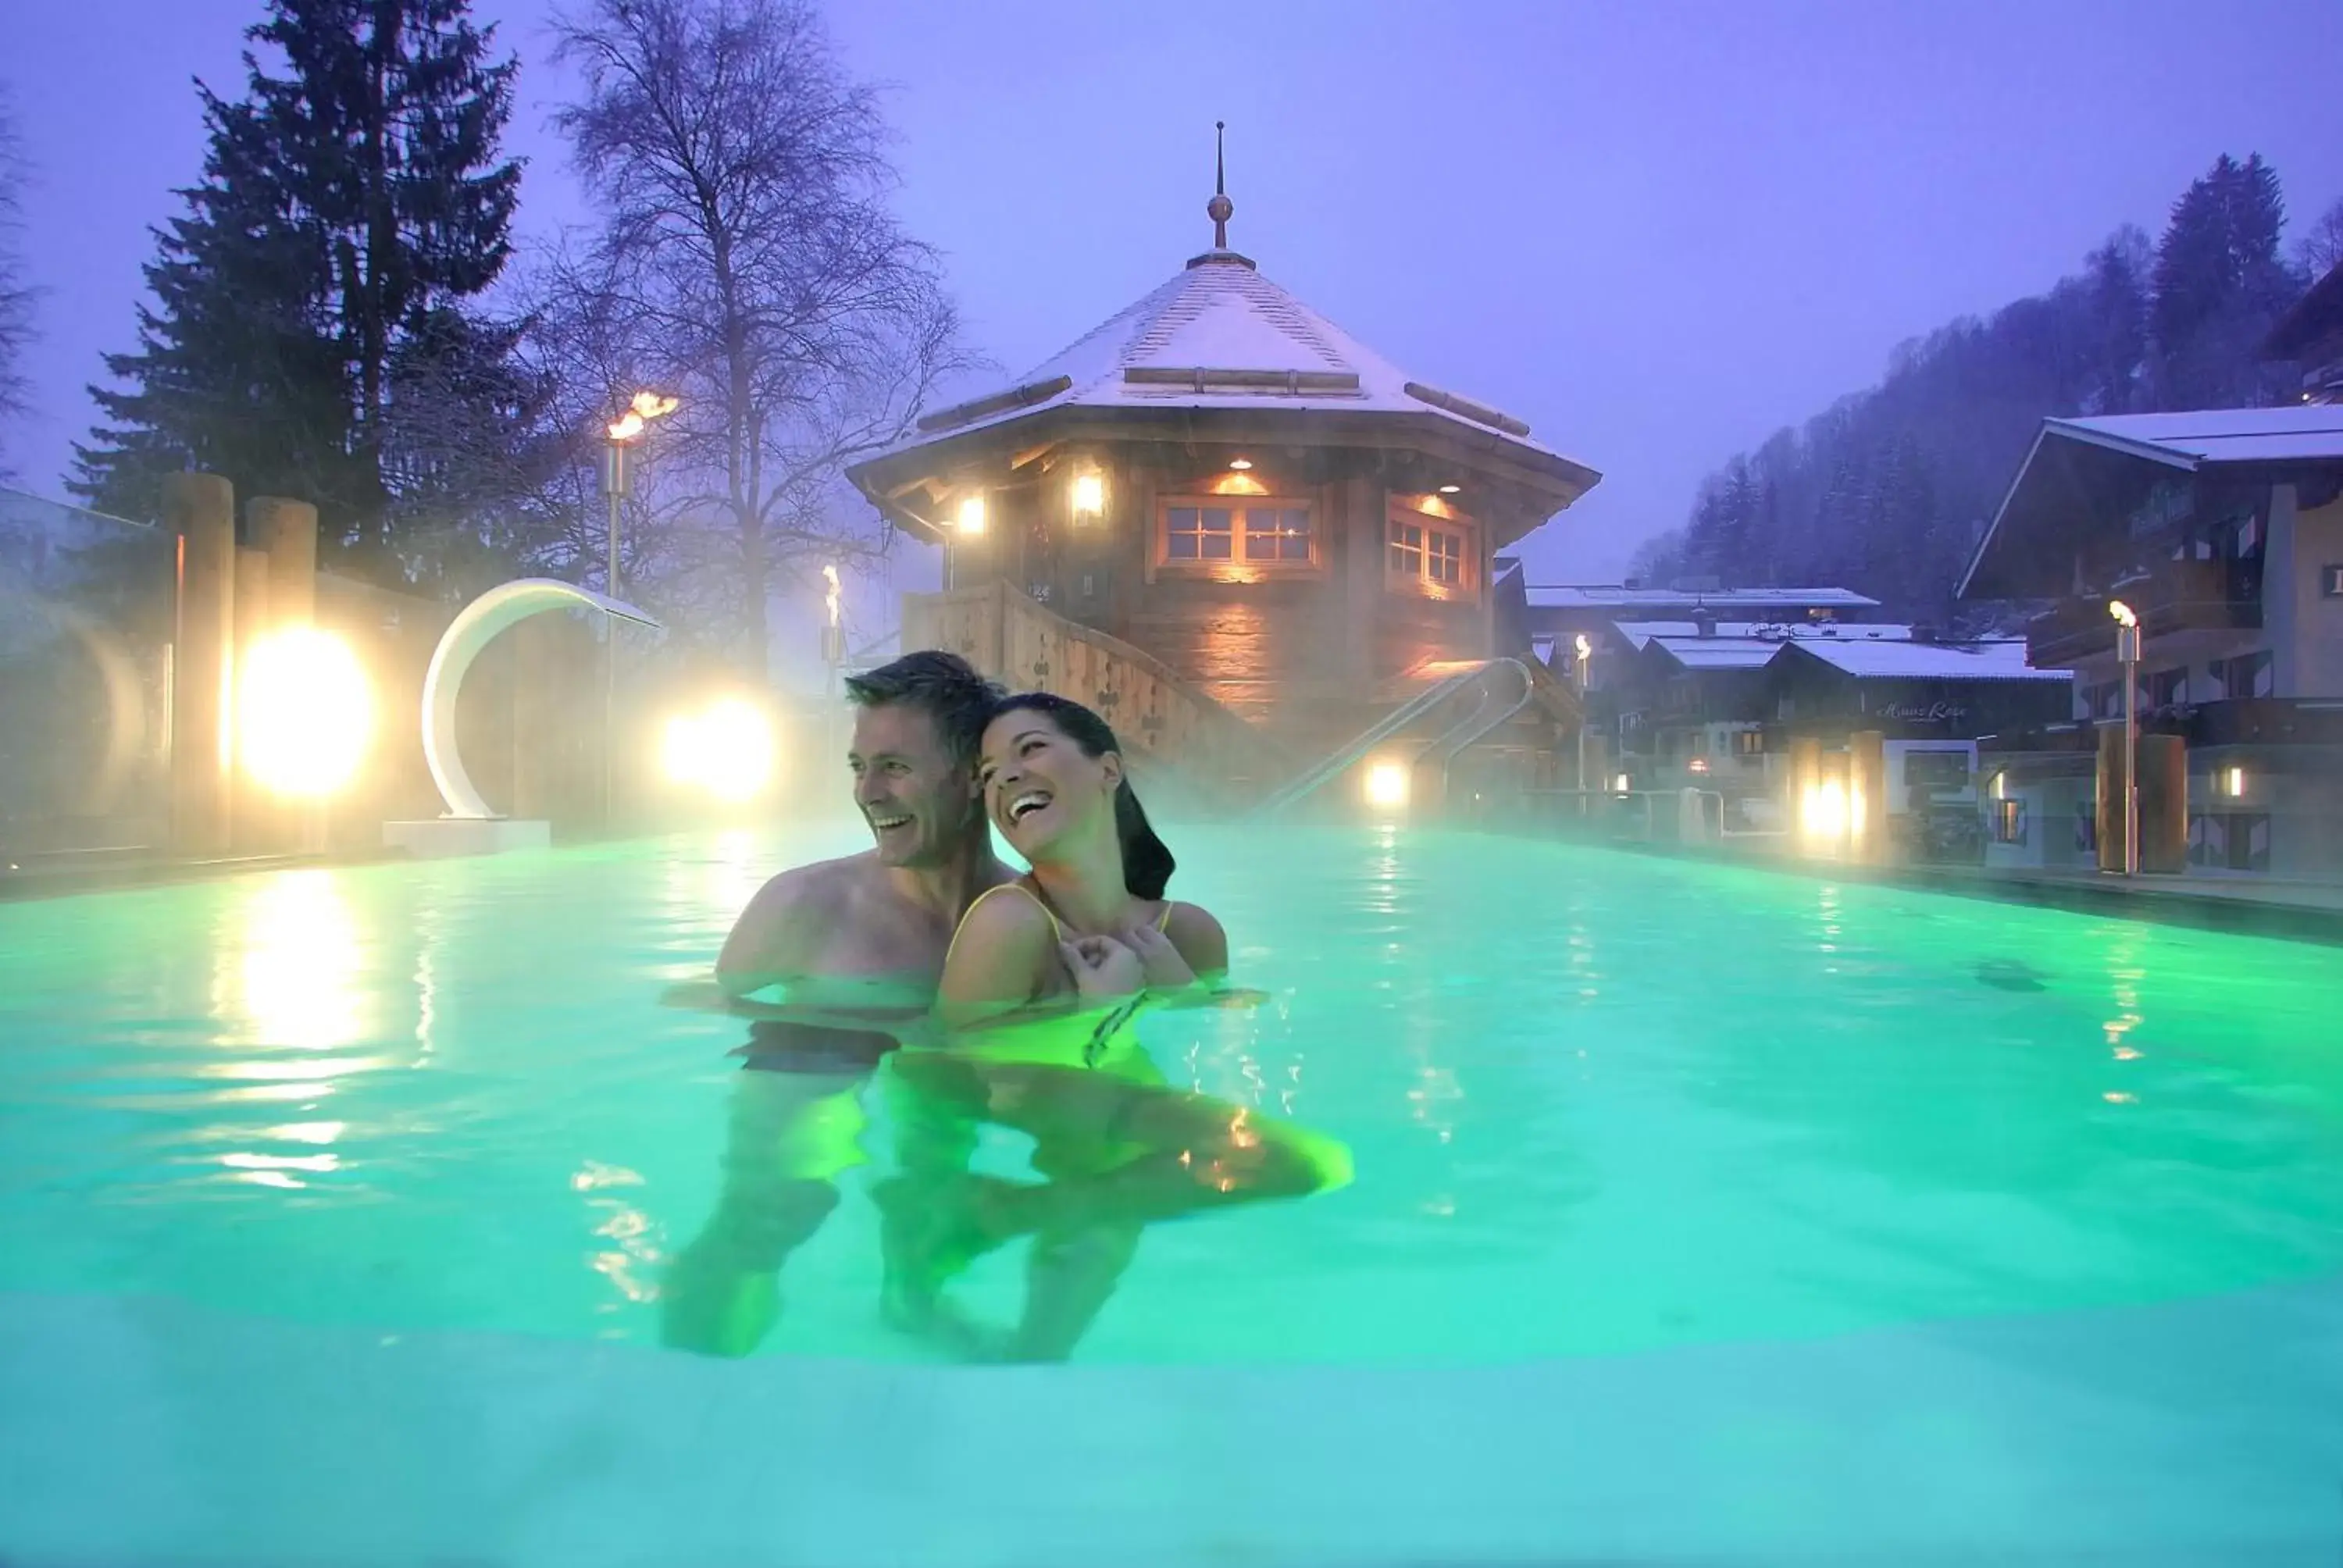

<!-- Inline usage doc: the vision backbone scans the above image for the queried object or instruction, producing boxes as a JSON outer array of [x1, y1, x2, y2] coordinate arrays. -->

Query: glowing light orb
[[662, 698, 777, 803], [1363, 761, 1410, 811], [1800, 779, 1849, 842], [239, 628, 372, 799]]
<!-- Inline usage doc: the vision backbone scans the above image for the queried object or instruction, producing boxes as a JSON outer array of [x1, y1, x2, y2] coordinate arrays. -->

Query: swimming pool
[[2, 825, 2339, 1564]]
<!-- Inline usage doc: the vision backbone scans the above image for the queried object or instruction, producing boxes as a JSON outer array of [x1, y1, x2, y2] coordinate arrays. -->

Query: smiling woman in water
[[875, 691, 1350, 1362], [936, 691, 1227, 1034]]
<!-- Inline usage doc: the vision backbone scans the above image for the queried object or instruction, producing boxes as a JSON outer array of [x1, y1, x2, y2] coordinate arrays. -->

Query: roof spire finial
[[1207, 120, 1233, 251]]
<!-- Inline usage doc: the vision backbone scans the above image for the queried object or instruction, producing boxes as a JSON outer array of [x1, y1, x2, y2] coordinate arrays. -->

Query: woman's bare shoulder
[[1162, 900, 1229, 976]]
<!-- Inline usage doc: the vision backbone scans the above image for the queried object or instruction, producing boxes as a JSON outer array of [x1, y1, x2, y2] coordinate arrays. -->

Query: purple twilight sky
[[9, 0, 2343, 587]]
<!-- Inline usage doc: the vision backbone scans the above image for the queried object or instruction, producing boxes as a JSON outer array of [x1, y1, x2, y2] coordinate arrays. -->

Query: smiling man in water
[[660, 650, 1015, 1356]]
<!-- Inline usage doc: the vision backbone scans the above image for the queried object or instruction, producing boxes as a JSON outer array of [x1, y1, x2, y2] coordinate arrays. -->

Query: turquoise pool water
[[2, 825, 2340, 1563]]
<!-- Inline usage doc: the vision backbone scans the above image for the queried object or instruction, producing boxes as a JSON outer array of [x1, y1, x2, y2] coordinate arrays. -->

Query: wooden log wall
[[903, 581, 1289, 804]]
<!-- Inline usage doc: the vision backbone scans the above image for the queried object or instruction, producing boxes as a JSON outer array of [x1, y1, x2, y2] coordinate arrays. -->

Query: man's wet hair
[[843, 650, 1005, 768]]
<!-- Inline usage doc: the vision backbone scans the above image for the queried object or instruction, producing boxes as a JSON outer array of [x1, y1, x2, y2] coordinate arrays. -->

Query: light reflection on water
[[0, 825, 2338, 1368], [218, 870, 370, 1053]]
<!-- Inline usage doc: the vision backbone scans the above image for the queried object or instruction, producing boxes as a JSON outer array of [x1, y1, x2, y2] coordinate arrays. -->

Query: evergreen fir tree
[[76, 0, 526, 584], [2150, 153, 2295, 407]]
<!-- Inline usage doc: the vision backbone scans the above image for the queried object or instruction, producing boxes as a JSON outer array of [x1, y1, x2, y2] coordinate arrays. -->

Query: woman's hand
[[1119, 921, 1197, 989], [1060, 934, 1144, 1000]]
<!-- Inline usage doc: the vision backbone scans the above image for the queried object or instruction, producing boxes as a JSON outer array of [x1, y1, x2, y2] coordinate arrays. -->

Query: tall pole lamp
[[599, 390, 679, 828], [2110, 598, 2140, 877], [1573, 633, 1593, 811]]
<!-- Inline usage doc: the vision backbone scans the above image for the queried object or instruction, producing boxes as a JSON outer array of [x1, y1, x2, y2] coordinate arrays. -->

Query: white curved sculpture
[[422, 577, 661, 819]]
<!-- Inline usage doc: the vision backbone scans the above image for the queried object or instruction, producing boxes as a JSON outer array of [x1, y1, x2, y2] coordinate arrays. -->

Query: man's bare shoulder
[[744, 851, 881, 916], [718, 853, 881, 990]]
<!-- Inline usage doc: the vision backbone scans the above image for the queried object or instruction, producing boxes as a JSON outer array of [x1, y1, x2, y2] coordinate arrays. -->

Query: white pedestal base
[[382, 818, 552, 858]]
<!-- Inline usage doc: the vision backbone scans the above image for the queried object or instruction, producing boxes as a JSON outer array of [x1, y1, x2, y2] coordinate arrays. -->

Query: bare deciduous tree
[[0, 85, 40, 478], [2295, 194, 2343, 283], [549, 0, 976, 674]]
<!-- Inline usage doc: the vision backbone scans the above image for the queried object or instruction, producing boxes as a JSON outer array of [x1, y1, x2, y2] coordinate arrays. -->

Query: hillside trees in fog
[[73, 0, 573, 591], [543, 0, 975, 675], [1642, 153, 2322, 623], [0, 85, 35, 479]]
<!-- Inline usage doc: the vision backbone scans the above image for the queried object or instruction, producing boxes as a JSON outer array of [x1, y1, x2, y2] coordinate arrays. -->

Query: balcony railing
[[2028, 558, 2262, 666]]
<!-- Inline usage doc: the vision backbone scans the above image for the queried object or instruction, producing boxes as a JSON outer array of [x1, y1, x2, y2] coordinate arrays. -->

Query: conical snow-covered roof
[[889, 250, 1588, 476]]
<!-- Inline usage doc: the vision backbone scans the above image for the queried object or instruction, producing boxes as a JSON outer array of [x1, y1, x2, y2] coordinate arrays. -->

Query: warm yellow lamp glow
[[1801, 778, 1849, 841], [1574, 633, 1592, 660], [662, 698, 777, 803], [1072, 472, 1105, 518], [957, 494, 987, 534], [2109, 599, 2138, 629], [232, 870, 366, 1052], [1364, 761, 1410, 809], [2222, 764, 2246, 798], [239, 628, 372, 799]]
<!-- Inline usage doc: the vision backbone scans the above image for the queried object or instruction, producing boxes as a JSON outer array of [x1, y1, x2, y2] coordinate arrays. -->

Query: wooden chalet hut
[[847, 152, 1602, 810]]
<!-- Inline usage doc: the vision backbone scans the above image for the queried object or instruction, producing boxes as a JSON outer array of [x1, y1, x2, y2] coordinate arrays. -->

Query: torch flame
[[606, 390, 679, 444], [2108, 599, 2138, 629]]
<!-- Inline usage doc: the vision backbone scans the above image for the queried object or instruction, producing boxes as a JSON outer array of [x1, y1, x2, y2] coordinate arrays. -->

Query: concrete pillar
[[2095, 724, 2129, 872], [245, 496, 318, 629], [1788, 735, 1821, 849], [1678, 786, 1710, 844], [1849, 729, 1887, 864], [230, 547, 273, 851], [165, 473, 236, 857], [2139, 733, 2188, 875]]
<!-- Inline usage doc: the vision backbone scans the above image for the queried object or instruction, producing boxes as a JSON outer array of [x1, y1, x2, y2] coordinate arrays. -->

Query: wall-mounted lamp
[[1438, 483, 1461, 495], [957, 494, 987, 535], [1227, 458, 1254, 472], [1071, 472, 1105, 520], [2220, 764, 2247, 799]]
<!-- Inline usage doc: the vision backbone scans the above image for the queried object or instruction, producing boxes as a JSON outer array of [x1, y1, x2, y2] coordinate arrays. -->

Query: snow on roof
[[1614, 619, 1764, 648], [879, 254, 1591, 469], [1786, 637, 2068, 682], [1525, 584, 1881, 611], [1617, 619, 1913, 648], [1648, 637, 1784, 671], [1629, 618, 2064, 680], [2045, 406, 2343, 468]]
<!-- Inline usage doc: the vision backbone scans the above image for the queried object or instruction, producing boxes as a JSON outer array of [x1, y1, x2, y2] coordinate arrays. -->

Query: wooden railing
[[900, 583, 1292, 806]]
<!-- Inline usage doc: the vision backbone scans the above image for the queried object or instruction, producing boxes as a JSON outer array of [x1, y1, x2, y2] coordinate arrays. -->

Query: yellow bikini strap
[[943, 882, 1062, 971]]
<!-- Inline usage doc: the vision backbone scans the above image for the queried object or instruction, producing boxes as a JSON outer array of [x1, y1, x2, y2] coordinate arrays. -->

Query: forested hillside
[[1634, 156, 2343, 623]]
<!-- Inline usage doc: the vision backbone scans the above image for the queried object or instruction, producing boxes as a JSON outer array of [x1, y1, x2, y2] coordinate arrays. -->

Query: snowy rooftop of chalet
[[1526, 584, 1881, 611], [1627, 618, 2064, 680], [1785, 637, 2067, 682], [2040, 406, 2343, 468], [877, 250, 1593, 474]]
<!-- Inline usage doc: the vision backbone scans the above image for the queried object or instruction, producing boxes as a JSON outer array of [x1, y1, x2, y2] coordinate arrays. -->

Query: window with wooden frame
[[1154, 497, 1317, 572], [1386, 498, 1475, 598]]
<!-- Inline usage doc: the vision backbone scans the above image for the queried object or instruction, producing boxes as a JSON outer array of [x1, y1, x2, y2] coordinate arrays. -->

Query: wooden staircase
[[898, 583, 1584, 818], [900, 583, 1293, 811]]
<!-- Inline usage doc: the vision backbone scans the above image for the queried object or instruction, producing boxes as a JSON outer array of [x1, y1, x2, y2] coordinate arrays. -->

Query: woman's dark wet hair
[[843, 650, 1004, 769], [989, 693, 1175, 901]]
